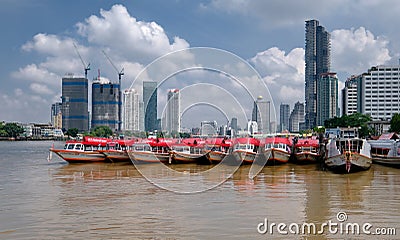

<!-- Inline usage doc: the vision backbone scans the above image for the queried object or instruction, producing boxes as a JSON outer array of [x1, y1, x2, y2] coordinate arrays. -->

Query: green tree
[[2, 123, 24, 138], [66, 128, 79, 138], [91, 126, 113, 137], [324, 113, 372, 138], [389, 113, 400, 133]]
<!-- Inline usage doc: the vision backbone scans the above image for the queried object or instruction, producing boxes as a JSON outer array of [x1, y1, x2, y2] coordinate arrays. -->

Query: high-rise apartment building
[[122, 89, 140, 132], [362, 65, 400, 121], [61, 76, 89, 132], [252, 96, 270, 134], [342, 75, 362, 116], [143, 81, 158, 132], [289, 101, 305, 132], [317, 72, 339, 126], [165, 89, 180, 133], [305, 19, 330, 129], [279, 103, 290, 132], [201, 120, 218, 136], [51, 102, 62, 129]]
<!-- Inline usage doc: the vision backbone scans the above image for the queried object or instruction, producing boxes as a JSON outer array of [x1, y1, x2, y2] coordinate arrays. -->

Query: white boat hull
[[50, 149, 106, 163], [264, 148, 290, 164], [129, 151, 170, 164], [325, 152, 372, 173], [232, 149, 257, 164]]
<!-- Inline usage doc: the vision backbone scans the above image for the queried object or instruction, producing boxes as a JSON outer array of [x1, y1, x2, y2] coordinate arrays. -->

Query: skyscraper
[[316, 72, 339, 126], [51, 102, 62, 129], [289, 101, 305, 132], [123, 89, 140, 132], [279, 103, 290, 132], [342, 75, 362, 116], [305, 19, 330, 129], [252, 96, 270, 134], [165, 89, 180, 133], [61, 76, 89, 132], [91, 80, 120, 131], [143, 81, 158, 132]]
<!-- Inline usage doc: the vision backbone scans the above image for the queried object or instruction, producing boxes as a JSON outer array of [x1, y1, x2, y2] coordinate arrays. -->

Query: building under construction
[[61, 76, 89, 132], [91, 80, 120, 131]]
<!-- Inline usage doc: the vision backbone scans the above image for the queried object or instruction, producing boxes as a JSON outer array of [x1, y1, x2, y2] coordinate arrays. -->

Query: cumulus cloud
[[331, 27, 391, 75], [11, 64, 60, 86], [76, 4, 189, 62], [250, 47, 305, 104]]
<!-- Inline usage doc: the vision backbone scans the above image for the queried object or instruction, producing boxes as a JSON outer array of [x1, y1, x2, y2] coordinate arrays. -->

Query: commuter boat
[[293, 139, 320, 164], [204, 138, 232, 164], [170, 138, 208, 164], [369, 133, 400, 168], [128, 138, 172, 164], [49, 136, 109, 163], [263, 137, 291, 165], [100, 139, 135, 162], [325, 138, 372, 173], [231, 137, 260, 165]]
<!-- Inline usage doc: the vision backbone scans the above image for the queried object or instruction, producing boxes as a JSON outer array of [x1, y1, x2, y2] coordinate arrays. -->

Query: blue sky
[[1, 0, 400, 129]]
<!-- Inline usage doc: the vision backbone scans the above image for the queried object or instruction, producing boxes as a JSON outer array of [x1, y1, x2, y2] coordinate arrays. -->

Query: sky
[[1, 0, 400, 129]]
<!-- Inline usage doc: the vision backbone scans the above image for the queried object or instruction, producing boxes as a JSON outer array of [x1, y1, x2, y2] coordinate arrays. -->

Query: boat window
[[64, 144, 68, 149], [67, 144, 74, 150], [74, 144, 83, 150], [85, 145, 93, 151]]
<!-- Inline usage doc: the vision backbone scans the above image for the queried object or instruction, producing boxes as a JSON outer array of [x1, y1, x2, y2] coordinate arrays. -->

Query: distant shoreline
[[0, 137, 66, 142]]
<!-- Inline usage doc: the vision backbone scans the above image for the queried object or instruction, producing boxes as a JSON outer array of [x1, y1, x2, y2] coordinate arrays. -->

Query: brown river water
[[0, 141, 399, 239]]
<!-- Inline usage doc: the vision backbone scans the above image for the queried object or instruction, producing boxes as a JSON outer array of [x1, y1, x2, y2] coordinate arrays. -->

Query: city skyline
[[2, 2, 400, 128]]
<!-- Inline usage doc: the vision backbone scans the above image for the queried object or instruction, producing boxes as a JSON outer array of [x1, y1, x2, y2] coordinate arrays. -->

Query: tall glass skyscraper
[[305, 19, 330, 129], [252, 96, 270, 134], [279, 103, 290, 132], [91, 81, 120, 131], [61, 76, 89, 132], [165, 89, 180, 133], [143, 81, 158, 132]]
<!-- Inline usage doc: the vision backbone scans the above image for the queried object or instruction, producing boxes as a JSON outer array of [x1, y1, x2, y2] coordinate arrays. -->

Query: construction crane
[[102, 50, 124, 132], [73, 42, 90, 79]]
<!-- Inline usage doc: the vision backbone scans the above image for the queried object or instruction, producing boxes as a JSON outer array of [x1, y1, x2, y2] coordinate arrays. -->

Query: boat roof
[[263, 137, 292, 146], [233, 137, 260, 146], [295, 139, 319, 147], [378, 132, 399, 140]]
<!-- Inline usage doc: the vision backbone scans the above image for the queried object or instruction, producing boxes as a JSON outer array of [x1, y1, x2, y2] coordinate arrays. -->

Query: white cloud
[[11, 64, 60, 87], [331, 27, 391, 75], [29, 83, 54, 95], [76, 4, 189, 62]]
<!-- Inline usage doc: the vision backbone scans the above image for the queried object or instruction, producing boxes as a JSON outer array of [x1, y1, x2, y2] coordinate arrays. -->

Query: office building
[[143, 81, 158, 132], [123, 89, 140, 132], [91, 80, 120, 131], [51, 102, 62, 129], [252, 96, 270, 134], [279, 103, 290, 132], [289, 101, 305, 132], [362, 65, 400, 121], [342, 75, 362, 116], [305, 19, 330, 129], [316, 72, 339, 126], [165, 89, 180, 133], [61, 76, 89, 132]]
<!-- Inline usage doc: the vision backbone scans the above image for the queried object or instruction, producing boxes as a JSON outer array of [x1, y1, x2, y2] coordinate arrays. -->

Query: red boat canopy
[[233, 137, 260, 146], [81, 136, 111, 147], [295, 139, 319, 148], [263, 137, 292, 146]]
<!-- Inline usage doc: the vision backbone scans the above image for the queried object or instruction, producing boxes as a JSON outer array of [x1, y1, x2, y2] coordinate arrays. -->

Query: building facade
[[342, 75, 362, 116], [165, 89, 180, 133], [122, 89, 140, 132], [289, 101, 305, 132], [91, 81, 120, 131], [143, 81, 158, 132], [51, 102, 63, 129], [279, 103, 290, 132], [317, 72, 339, 126], [305, 19, 330, 129], [362, 65, 400, 121], [252, 96, 270, 134], [61, 76, 89, 132]]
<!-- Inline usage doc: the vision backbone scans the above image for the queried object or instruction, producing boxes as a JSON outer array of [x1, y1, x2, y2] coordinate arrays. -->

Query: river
[[0, 141, 399, 239]]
